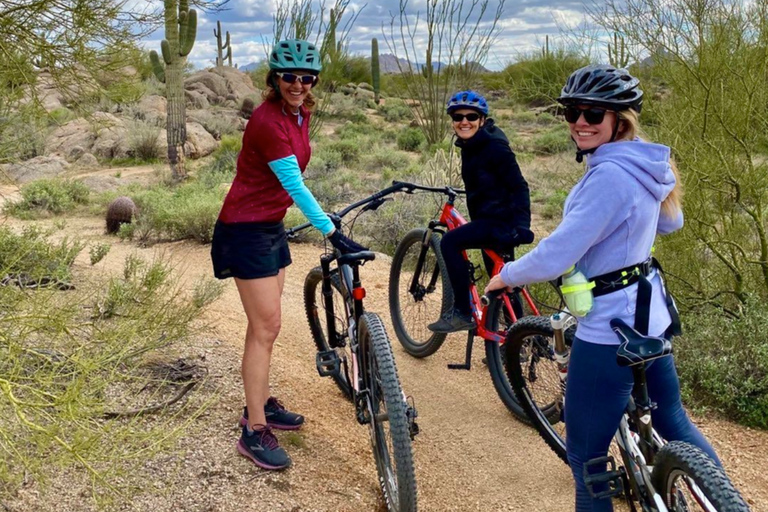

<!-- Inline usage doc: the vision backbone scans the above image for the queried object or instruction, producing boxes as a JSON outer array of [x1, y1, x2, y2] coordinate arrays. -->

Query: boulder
[[210, 67, 258, 101], [75, 153, 99, 169], [45, 118, 95, 157], [67, 145, 86, 162], [358, 82, 373, 91], [4, 156, 70, 184], [184, 122, 218, 158], [185, 89, 210, 109], [90, 113, 129, 159], [138, 94, 167, 115], [355, 88, 375, 100], [187, 82, 219, 104], [185, 72, 229, 99]]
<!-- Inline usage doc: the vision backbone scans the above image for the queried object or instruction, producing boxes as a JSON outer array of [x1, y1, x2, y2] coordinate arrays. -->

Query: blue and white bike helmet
[[446, 90, 489, 116]]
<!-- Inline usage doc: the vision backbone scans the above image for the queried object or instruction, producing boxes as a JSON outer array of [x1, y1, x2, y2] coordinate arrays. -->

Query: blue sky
[[139, 0, 590, 71]]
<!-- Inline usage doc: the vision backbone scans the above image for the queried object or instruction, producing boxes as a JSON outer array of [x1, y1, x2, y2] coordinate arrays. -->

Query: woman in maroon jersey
[[211, 39, 365, 471]]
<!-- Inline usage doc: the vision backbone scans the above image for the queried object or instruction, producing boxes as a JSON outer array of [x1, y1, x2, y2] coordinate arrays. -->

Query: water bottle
[[560, 265, 595, 318]]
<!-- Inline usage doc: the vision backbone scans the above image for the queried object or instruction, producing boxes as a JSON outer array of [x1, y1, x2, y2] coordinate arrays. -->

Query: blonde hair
[[262, 70, 317, 111], [617, 109, 682, 219]]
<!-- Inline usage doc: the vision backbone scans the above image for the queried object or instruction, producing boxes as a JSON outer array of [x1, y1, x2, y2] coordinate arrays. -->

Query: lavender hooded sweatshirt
[[500, 140, 683, 344]]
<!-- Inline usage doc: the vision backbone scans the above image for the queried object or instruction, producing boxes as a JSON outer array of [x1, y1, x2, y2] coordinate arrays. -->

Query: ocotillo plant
[[149, 0, 197, 181], [214, 20, 232, 67], [371, 38, 380, 105], [608, 32, 629, 68]]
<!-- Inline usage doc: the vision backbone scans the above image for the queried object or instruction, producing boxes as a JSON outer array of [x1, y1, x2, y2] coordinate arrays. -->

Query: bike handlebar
[[285, 181, 466, 238]]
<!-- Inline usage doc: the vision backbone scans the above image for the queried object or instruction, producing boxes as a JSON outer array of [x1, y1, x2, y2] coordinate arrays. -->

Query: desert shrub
[[530, 124, 572, 155], [123, 182, 225, 244], [360, 146, 411, 172], [0, 103, 47, 163], [6, 179, 90, 217], [541, 189, 569, 219], [335, 121, 381, 141], [0, 225, 83, 283], [198, 133, 241, 186], [0, 249, 221, 498], [89, 242, 111, 265], [355, 195, 438, 255], [503, 49, 589, 106], [103, 79, 147, 104], [47, 107, 75, 126], [304, 167, 365, 209], [397, 128, 425, 152], [306, 147, 343, 175], [328, 139, 362, 164], [676, 298, 768, 428], [126, 120, 161, 162], [378, 99, 412, 122]]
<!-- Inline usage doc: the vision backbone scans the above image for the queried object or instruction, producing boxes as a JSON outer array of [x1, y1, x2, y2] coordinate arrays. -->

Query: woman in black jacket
[[428, 91, 533, 333]]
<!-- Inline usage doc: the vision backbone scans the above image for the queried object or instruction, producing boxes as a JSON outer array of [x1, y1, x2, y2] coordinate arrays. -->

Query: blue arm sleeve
[[269, 155, 335, 236]]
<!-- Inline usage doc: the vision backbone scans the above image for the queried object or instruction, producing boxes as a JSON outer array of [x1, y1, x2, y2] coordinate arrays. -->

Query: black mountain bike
[[501, 307, 750, 512], [288, 184, 420, 512]]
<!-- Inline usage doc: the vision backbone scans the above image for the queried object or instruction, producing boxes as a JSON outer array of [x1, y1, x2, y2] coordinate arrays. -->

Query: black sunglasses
[[451, 112, 481, 122], [276, 72, 318, 86], [564, 106, 608, 125]]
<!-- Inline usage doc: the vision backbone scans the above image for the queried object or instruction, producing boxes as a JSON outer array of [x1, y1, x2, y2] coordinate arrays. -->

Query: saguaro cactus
[[371, 38, 380, 105], [214, 20, 232, 67], [149, 0, 197, 181], [608, 33, 629, 68], [541, 35, 550, 58]]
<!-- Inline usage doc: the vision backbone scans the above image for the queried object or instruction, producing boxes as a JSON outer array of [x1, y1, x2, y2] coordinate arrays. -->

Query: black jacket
[[455, 119, 532, 241]]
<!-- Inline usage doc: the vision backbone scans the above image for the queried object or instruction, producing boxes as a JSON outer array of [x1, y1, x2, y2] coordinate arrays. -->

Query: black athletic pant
[[439, 219, 518, 315]]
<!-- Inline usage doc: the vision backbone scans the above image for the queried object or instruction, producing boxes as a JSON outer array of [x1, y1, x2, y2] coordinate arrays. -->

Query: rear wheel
[[651, 441, 750, 512], [360, 312, 418, 512], [504, 315, 571, 464], [304, 267, 352, 400], [389, 228, 452, 358]]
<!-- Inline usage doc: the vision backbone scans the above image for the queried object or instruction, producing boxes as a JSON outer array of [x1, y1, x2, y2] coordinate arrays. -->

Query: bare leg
[[235, 269, 285, 428]]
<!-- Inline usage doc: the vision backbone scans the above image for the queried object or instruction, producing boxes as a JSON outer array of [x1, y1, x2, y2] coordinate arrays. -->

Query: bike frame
[[421, 191, 540, 343]]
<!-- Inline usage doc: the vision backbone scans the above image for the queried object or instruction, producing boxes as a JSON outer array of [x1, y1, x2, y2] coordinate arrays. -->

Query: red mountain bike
[[387, 181, 553, 423]]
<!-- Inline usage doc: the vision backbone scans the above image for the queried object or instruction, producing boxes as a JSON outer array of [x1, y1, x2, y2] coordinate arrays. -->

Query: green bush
[[676, 298, 768, 428], [541, 189, 569, 219], [328, 139, 362, 164], [360, 147, 411, 172], [378, 99, 412, 122], [47, 107, 75, 126], [503, 49, 589, 106], [126, 120, 161, 162], [0, 103, 47, 163], [6, 179, 90, 217], [0, 225, 83, 283], [397, 128, 425, 152], [198, 133, 241, 186], [124, 182, 226, 244], [531, 124, 572, 155]]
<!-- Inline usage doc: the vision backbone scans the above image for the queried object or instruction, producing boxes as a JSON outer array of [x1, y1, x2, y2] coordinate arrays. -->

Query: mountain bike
[[502, 308, 750, 511], [387, 180, 560, 424], [288, 183, 420, 512]]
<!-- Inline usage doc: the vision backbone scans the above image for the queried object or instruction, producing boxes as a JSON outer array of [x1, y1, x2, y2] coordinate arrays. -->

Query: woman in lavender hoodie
[[485, 65, 722, 511]]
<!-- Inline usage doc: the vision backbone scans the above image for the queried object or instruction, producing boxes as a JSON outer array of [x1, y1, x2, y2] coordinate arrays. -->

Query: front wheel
[[304, 266, 352, 400], [360, 312, 418, 512], [651, 441, 750, 512], [504, 315, 571, 464], [389, 228, 452, 358]]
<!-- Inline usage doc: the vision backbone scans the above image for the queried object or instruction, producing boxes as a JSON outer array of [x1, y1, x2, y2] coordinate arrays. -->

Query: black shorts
[[210, 220, 292, 280]]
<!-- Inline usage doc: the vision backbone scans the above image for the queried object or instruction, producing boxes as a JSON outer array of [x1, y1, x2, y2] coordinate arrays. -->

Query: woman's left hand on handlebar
[[485, 274, 513, 295]]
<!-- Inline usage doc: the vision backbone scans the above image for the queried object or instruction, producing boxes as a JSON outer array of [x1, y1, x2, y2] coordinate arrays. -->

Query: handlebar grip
[[480, 289, 504, 307]]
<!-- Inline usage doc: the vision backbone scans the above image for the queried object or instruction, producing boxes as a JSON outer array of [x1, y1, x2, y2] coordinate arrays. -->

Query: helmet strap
[[609, 114, 621, 143]]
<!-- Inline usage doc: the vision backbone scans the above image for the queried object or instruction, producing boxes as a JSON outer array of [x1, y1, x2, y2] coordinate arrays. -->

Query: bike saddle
[[611, 318, 672, 367], [337, 251, 376, 266]]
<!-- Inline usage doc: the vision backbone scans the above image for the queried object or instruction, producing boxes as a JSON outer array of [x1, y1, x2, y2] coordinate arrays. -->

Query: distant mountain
[[375, 53, 488, 74], [239, 62, 261, 72]]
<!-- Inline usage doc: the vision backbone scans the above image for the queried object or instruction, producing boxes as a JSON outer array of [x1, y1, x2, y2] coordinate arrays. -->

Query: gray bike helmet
[[558, 64, 643, 113]]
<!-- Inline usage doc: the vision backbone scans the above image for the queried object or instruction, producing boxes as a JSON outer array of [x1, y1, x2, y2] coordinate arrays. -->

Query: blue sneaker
[[239, 397, 305, 430], [236, 424, 291, 471]]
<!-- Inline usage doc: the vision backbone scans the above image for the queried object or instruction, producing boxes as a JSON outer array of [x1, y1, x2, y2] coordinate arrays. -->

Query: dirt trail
[[5, 215, 768, 512]]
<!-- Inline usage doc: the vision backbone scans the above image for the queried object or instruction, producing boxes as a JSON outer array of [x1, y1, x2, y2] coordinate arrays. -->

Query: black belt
[[591, 258, 654, 298]]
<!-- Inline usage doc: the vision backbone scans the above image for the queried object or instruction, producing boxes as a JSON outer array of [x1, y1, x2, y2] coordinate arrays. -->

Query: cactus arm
[[224, 31, 230, 50], [160, 40, 172, 64], [179, 9, 197, 56], [149, 50, 166, 83], [371, 38, 380, 105], [214, 20, 221, 38]]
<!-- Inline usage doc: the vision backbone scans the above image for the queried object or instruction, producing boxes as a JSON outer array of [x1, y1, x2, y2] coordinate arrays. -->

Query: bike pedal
[[406, 396, 420, 438], [315, 349, 341, 378], [583, 456, 625, 499]]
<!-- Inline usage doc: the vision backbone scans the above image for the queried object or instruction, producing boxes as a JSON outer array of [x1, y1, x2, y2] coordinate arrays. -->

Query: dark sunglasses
[[451, 112, 481, 122], [276, 72, 318, 86], [564, 106, 608, 125]]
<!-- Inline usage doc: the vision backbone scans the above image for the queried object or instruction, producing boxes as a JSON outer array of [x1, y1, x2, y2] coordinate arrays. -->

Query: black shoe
[[239, 396, 305, 431], [237, 424, 292, 471], [428, 309, 475, 333]]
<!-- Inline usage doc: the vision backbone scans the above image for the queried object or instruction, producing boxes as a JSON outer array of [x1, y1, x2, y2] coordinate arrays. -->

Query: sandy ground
[[3, 214, 767, 512]]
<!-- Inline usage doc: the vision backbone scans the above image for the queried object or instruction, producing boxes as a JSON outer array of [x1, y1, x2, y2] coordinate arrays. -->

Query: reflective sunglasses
[[451, 112, 481, 122], [276, 72, 318, 86], [564, 106, 608, 125]]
